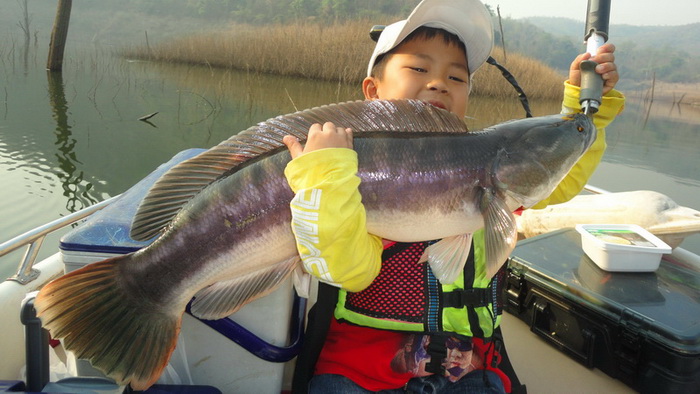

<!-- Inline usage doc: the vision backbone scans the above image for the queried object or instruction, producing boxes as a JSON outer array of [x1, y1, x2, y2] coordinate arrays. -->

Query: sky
[[482, 0, 700, 26]]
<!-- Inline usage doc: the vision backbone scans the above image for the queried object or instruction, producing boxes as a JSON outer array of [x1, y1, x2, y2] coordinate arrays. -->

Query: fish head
[[492, 113, 596, 209]]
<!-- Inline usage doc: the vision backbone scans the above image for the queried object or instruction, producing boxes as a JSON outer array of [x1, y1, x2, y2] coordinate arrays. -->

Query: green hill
[[526, 16, 700, 54], [502, 17, 700, 85]]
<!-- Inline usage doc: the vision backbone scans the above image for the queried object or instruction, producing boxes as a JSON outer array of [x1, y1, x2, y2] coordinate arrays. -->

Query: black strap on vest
[[442, 287, 492, 308], [291, 282, 338, 394], [441, 238, 479, 309], [424, 333, 449, 375], [436, 239, 489, 340], [426, 240, 482, 374]]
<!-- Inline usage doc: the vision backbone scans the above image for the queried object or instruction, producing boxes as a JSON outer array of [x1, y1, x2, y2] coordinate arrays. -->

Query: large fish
[[35, 99, 595, 390]]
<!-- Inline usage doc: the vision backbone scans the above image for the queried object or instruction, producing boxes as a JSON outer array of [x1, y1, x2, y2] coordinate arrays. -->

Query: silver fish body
[[126, 112, 594, 310], [357, 115, 595, 241], [35, 100, 595, 390]]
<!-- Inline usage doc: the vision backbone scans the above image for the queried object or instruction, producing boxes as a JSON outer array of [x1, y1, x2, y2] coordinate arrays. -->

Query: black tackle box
[[503, 228, 700, 393]]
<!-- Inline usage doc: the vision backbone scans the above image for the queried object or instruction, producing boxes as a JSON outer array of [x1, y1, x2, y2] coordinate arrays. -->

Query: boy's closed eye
[[406, 67, 467, 83]]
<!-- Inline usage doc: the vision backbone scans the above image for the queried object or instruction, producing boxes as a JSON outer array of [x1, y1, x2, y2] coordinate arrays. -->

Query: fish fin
[[425, 234, 473, 284], [292, 265, 313, 299], [35, 256, 180, 391], [130, 99, 467, 241], [482, 192, 518, 279], [190, 256, 299, 320]]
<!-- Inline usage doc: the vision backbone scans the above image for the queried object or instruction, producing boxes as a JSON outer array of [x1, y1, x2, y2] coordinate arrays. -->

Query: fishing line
[[485, 56, 533, 118]]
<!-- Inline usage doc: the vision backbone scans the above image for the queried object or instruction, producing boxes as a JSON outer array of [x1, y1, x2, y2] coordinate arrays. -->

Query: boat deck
[[502, 312, 634, 393]]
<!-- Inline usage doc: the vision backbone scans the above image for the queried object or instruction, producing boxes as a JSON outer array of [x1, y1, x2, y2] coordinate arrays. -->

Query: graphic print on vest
[[345, 242, 429, 322]]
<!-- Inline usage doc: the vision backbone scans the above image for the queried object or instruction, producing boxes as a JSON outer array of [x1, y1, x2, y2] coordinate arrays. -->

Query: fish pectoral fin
[[292, 264, 313, 298], [190, 256, 299, 320], [426, 234, 473, 284], [482, 193, 518, 279]]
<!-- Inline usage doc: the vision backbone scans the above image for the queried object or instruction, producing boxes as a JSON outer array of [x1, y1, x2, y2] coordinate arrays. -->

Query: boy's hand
[[283, 122, 353, 159], [568, 42, 619, 95]]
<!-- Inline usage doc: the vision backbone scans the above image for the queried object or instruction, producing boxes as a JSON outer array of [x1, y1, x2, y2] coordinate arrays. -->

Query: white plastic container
[[575, 224, 672, 272]]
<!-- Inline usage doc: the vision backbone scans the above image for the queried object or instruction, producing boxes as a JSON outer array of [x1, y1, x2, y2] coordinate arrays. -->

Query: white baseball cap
[[366, 0, 494, 77]]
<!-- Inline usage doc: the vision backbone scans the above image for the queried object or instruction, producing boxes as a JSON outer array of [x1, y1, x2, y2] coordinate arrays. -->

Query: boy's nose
[[427, 79, 448, 93]]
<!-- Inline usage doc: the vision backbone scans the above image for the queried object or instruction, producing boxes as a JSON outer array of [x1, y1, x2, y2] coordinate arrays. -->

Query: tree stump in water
[[47, 0, 73, 71]]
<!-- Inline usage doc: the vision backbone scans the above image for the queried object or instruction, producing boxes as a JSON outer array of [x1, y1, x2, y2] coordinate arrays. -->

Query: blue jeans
[[309, 371, 505, 393]]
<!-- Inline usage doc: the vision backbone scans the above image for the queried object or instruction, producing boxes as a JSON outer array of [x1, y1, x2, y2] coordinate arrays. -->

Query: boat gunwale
[[1, 195, 120, 285]]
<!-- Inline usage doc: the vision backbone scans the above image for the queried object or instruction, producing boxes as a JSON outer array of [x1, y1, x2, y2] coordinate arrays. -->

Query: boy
[[283, 0, 625, 392]]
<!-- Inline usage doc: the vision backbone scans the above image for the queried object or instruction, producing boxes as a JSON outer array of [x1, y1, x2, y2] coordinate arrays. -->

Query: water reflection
[[22, 40, 30, 77], [149, 61, 365, 130], [47, 70, 99, 212], [149, 60, 560, 131], [594, 99, 699, 184]]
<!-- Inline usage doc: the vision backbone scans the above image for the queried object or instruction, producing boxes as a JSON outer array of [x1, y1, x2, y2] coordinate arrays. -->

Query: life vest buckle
[[442, 287, 491, 309]]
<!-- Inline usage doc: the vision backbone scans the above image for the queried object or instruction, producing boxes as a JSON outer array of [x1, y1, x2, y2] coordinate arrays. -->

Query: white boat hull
[[0, 253, 64, 381]]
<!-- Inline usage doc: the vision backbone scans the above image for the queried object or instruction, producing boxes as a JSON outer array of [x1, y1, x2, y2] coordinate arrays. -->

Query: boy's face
[[363, 35, 470, 119]]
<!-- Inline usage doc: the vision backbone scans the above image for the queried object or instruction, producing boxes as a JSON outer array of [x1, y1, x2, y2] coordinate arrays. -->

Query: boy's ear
[[362, 77, 379, 100]]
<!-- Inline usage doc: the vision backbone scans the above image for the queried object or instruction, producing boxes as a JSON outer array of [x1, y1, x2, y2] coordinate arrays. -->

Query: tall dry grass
[[122, 20, 566, 100]]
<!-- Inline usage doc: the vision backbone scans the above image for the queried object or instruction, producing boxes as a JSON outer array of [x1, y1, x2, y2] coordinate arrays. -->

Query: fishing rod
[[580, 0, 611, 115]]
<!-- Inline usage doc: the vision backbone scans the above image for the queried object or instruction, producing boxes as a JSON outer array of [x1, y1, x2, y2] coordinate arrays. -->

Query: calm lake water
[[1, 44, 699, 280]]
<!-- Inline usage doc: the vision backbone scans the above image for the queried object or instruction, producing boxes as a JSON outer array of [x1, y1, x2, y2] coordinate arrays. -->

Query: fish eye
[[577, 126, 584, 132]]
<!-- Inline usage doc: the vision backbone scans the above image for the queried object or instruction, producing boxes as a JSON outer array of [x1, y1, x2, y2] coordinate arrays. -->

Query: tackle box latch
[[504, 263, 527, 313], [616, 322, 644, 375]]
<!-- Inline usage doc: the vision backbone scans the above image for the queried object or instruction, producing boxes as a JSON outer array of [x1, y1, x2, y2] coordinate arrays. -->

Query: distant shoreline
[[652, 82, 700, 106]]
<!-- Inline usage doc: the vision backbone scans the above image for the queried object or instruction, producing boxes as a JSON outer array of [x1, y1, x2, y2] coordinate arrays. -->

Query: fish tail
[[35, 256, 180, 390]]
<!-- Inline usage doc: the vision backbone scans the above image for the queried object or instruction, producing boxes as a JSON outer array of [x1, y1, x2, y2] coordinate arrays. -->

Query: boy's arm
[[530, 43, 625, 209], [530, 82, 625, 209], [284, 128, 383, 292]]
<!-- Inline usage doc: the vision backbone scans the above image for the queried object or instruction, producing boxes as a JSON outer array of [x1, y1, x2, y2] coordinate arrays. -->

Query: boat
[[0, 149, 305, 393], [1, 149, 698, 393]]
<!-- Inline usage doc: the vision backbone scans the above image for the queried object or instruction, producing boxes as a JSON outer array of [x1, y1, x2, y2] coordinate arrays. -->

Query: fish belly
[[367, 207, 484, 242]]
